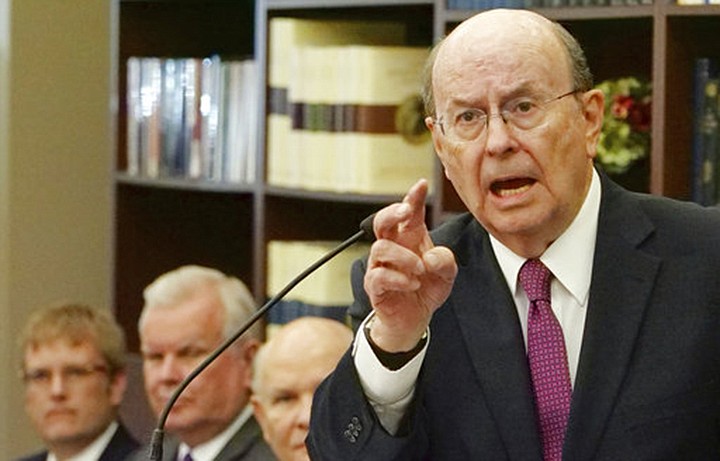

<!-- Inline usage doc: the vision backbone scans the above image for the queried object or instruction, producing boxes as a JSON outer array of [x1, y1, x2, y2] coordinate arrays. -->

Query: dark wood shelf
[[115, 173, 257, 194], [265, 0, 433, 7], [264, 185, 405, 204]]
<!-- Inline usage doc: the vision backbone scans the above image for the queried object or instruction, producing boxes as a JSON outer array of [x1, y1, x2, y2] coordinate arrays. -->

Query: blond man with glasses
[[16, 303, 139, 461]]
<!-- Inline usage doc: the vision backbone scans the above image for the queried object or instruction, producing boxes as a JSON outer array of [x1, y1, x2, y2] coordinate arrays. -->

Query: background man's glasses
[[22, 364, 108, 388], [434, 89, 579, 143]]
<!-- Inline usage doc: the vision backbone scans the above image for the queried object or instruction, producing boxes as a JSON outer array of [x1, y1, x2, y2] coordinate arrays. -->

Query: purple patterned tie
[[520, 259, 572, 461]]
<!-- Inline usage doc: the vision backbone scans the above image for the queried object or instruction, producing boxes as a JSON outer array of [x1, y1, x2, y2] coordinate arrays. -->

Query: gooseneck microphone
[[148, 213, 376, 460]]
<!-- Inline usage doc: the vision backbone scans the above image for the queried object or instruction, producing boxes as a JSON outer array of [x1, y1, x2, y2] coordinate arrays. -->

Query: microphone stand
[[148, 217, 374, 460]]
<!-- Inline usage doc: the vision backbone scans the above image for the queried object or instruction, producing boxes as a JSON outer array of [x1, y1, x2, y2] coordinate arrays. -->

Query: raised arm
[[364, 179, 458, 352]]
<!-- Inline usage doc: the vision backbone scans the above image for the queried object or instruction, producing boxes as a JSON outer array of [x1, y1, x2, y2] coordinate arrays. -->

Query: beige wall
[[0, 0, 113, 457]]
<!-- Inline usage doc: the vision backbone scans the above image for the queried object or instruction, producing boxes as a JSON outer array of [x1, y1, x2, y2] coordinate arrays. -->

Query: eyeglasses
[[433, 90, 579, 143], [22, 364, 108, 388]]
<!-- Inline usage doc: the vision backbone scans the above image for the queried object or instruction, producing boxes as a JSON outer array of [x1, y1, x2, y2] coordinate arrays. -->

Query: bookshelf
[[115, 0, 256, 352], [113, 0, 720, 351]]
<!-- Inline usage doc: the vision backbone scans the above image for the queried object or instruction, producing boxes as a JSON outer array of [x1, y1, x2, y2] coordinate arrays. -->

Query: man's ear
[[242, 339, 260, 364], [582, 88, 605, 159], [240, 339, 260, 388], [425, 115, 452, 179], [250, 395, 272, 444], [109, 369, 128, 406], [425, 116, 443, 156]]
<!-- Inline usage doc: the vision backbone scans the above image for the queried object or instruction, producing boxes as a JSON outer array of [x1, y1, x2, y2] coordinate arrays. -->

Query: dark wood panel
[[114, 184, 254, 351], [562, 18, 652, 84], [663, 15, 720, 200], [264, 194, 390, 241]]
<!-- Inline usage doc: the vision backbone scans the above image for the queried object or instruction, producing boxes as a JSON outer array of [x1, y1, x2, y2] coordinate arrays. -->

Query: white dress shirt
[[47, 421, 118, 461], [176, 405, 253, 461], [353, 169, 602, 434]]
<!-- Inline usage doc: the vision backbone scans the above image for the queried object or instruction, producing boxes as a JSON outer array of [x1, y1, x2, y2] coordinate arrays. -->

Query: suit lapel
[[214, 415, 263, 461], [450, 222, 543, 460], [564, 177, 660, 459], [98, 423, 140, 461], [163, 438, 180, 461]]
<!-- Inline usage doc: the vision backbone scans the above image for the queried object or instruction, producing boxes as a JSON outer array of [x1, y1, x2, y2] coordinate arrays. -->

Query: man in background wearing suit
[[251, 316, 352, 461], [308, 8, 720, 460], [17, 302, 139, 461], [130, 265, 274, 461]]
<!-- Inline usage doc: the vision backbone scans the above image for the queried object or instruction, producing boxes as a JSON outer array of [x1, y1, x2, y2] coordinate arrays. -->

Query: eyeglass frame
[[21, 364, 110, 388], [432, 89, 581, 143]]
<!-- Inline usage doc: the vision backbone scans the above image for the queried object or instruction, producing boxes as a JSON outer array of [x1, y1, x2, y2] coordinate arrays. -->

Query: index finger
[[373, 179, 429, 240]]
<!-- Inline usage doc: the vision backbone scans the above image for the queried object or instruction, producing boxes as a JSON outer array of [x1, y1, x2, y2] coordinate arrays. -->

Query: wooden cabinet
[[113, 0, 720, 350], [115, 0, 256, 351]]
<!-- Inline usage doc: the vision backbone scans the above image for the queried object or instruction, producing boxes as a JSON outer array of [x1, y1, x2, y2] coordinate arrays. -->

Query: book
[[125, 57, 142, 176], [288, 45, 344, 191], [125, 56, 257, 184], [281, 43, 435, 194], [138, 57, 163, 178], [336, 45, 435, 195], [199, 55, 224, 181], [690, 58, 718, 205], [225, 59, 260, 184], [699, 79, 719, 205], [266, 240, 370, 307], [265, 239, 369, 336], [182, 58, 203, 180], [266, 17, 407, 188], [265, 300, 349, 335]]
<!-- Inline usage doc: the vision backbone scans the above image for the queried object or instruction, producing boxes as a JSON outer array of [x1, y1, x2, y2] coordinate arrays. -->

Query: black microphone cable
[[148, 214, 375, 460]]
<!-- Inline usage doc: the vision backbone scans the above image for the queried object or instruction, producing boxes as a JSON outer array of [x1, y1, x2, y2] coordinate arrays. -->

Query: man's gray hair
[[139, 265, 262, 342]]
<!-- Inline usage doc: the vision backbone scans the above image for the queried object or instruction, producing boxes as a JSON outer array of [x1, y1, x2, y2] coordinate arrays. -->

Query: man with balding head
[[308, 8, 720, 460], [251, 317, 352, 461]]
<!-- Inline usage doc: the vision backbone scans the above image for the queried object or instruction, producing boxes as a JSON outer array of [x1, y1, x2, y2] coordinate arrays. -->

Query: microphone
[[147, 213, 376, 460]]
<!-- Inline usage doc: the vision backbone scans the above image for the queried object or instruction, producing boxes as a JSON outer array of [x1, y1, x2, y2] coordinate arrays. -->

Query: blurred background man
[[16, 302, 139, 461], [132, 265, 273, 461], [251, 317, 352, 461]]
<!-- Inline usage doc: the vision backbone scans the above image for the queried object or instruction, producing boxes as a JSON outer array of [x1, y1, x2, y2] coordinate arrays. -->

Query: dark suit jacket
[[16, 422, 139, 461], [128, 414, 275, 461], [308, 174, 720, 460]]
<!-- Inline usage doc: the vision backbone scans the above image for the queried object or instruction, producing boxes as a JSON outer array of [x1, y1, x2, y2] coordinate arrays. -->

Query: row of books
[[265, 301, 349, 338], [265, 239, 370, 333], [690, 57, 720, 207], [267, 17, 436, 196], [125, 56, 257, 184]]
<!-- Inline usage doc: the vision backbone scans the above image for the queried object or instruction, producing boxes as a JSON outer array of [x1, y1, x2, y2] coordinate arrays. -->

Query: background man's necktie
[[520, 259, 572, 461], [182, 453, 194, 461]]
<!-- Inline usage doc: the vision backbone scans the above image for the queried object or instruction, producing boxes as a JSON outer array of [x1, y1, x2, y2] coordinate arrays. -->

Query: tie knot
[[519, 259, 552, 303]]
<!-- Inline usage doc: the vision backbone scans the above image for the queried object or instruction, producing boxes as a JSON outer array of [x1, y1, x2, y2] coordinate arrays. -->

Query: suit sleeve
[[348, 257, 372, 333], [307, 258, 429, 460], [307, 350, 429, 461]]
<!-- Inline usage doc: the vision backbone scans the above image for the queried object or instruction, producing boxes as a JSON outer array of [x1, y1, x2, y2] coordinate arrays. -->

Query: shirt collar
[[47, 421, 118, 461], [177, 405, 253, 461], [491, 168, 601, 306]]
